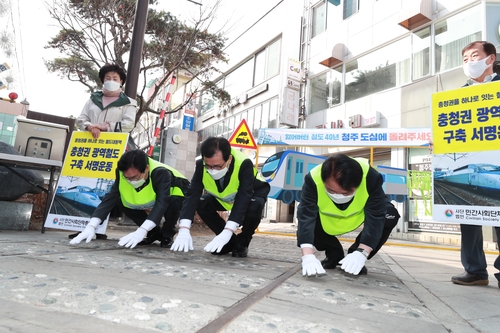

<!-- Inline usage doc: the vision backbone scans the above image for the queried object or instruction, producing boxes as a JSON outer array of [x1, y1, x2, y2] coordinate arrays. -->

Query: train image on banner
[[261, 151, 326, 204], [433, 167, 448, 181], [55, 185, 102, 214], [261, 151, 410, 204], [436, 163, 500, 193]]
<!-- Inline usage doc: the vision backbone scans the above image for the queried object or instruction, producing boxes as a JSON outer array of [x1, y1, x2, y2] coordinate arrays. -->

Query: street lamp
[[20, 98, 29, 117]]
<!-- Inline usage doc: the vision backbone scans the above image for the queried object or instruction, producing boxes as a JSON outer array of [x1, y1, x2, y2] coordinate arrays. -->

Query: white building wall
[[308, 0, 480, 80], [307, 0, 483, 131], [195, 0, 303, 132], [301, 0, 497, 232]]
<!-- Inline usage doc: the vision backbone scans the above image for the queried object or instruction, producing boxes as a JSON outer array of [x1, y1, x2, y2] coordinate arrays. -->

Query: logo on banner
[[228, 119, 257, 149]]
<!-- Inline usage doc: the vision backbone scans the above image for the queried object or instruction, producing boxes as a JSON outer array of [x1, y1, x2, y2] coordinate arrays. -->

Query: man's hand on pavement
[[69, 218, 101, 245], [301, 254, 326, 277], [339, 251, 367, 275]]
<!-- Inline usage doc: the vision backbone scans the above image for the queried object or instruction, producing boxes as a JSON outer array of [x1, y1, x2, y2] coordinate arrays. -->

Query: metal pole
[[125, 0, 149, 99]]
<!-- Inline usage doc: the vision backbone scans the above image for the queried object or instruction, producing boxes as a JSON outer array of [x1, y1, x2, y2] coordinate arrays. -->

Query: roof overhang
[[319, 43, 345, 68], [398, 0, 432, 30]]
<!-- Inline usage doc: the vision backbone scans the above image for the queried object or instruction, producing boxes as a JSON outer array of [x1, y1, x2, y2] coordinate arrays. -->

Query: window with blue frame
[[343, 0, 359, 19]]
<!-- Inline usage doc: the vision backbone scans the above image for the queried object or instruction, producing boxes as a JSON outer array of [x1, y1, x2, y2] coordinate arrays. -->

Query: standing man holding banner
[[450, 41, 500, 287], [70, 149, 189, 248]]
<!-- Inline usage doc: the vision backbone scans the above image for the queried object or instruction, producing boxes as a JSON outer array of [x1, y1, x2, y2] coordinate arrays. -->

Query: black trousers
[[460, 224, 500, 281], [119, 196, 184, 240], [196, 194, 266, 248], [313, 204, 400, 263]]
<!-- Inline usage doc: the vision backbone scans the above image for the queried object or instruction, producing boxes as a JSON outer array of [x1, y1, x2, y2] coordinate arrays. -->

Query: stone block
[[0, 201, 33, 230]]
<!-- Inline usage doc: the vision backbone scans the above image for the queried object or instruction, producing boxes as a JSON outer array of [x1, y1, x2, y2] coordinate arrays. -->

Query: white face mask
[[326, 190, 356, 204], [207, 167, 228, 180], [103, 80, 121, 92], [127, 178, 146, 189], [463, 56, 492, 79]]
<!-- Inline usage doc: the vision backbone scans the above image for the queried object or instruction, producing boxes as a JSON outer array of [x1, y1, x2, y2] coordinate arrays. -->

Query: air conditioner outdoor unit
[[331, 119, 344, 129], [348, 114, 362, 128], [238, 93, 247, 104], [217, 108, 227, 117]]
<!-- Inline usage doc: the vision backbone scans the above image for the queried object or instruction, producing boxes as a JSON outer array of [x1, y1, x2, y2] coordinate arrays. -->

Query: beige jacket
[[76, 91, 137, 133]]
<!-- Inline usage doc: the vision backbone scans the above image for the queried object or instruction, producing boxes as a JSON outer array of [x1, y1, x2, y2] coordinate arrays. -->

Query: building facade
[[143, 0, 500, 241], [304, 0, 500, 238]]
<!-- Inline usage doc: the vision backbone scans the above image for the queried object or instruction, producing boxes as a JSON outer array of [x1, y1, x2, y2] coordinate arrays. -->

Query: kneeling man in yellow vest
[[170, 137, 270, 258], [70, 149, 189, 248], [297, 153, 400, 276]]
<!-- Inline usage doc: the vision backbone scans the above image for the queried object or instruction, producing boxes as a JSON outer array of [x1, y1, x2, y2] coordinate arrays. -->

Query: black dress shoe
[[451, 271, 489, 285], [69, 232, 107, 240], [211, 243, 233, 255], [160, 238, 173, 248], [321, 257, 341, 269], [359, 266, 368, 275], [138, 237, 157, 246], [232, 244, 248, 258]]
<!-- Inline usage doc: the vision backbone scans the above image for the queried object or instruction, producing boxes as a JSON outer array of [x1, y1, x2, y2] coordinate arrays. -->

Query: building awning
[[319, 43, 345, 68], [398, 0, 432, 30]]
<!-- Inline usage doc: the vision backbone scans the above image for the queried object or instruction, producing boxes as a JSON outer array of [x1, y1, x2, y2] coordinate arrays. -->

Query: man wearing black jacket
[[450, 41, 500, 287], [170, 137, 270, 257], [297, 154, 399, 276], [70, 149, 189, 248]]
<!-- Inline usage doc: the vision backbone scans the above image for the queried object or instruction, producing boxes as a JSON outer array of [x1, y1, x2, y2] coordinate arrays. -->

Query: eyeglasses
[[325, 187, 355, 196], [204, 157, 231, 171], [123, 172, 144, 181], [204, 163, 226, 171]]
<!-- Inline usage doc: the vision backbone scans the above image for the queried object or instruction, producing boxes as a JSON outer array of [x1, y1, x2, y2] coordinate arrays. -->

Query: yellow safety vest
[[119, 158, 186, 210], [311, 157, 370, 235], [202, 148, 259, 210]]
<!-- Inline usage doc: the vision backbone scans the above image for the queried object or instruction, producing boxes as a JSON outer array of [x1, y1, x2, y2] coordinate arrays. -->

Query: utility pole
[[125, 0, 149, 99]]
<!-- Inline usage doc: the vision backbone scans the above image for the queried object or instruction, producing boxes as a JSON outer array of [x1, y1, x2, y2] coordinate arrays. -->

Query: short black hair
[[117, 149, 148, 173], [320, 154, 363, 191], [462, 41, 497, 58], [200, 137, 231, 161], [98, 63, 127, 85]]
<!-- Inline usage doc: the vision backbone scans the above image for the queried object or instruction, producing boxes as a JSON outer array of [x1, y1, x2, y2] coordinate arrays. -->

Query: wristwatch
[[355, 248, 369, 258]]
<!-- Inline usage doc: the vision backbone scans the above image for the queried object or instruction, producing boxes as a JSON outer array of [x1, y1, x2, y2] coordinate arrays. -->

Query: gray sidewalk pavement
[[1, 223, 499, 333]]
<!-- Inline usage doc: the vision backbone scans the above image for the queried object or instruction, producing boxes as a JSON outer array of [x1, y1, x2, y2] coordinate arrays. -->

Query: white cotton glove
[[339, 251, 367, 275], [170, 219, 194, 252], [301, 254, 326, 277], [69, 218, 101, 245], [118, 219, 156, 249], [203, 221, 238, 253]]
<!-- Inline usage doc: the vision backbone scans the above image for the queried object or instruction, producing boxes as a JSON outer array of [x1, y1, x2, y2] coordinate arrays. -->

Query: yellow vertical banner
[[44, 131, 129, 233], [431, 81, 500, 227], [431, 81, 500, 154]]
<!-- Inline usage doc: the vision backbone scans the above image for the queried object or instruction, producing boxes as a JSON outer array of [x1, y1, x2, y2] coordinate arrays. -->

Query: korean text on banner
[[431, 81, 500, 154], [44, 131, 128, 233]]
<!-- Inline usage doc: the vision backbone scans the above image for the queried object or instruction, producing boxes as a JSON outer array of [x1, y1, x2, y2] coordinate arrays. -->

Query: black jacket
[[180, 156, 270, 223], [462, 73, 500, 87], [92, 164, 189, 224], [297, 166, 386, 249]]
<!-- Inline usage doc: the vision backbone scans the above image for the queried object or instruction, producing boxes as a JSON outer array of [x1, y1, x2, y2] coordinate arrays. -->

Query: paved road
[[0, 225, 499, 333]]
